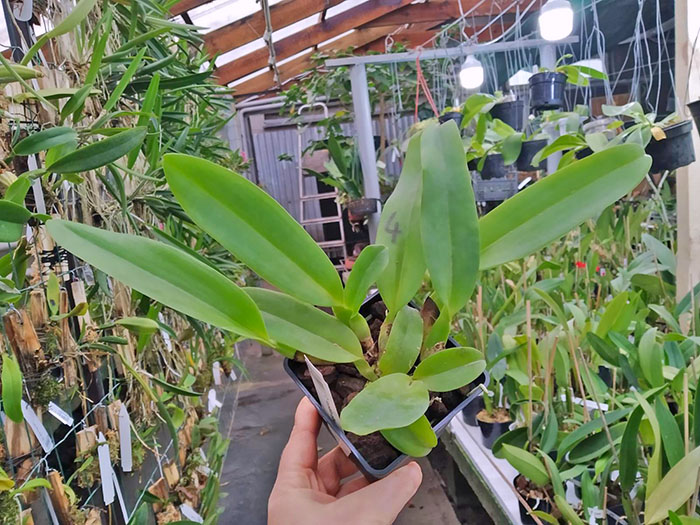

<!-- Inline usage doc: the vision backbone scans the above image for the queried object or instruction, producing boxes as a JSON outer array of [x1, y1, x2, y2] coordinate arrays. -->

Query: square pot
[[283, 291, 490, 480]]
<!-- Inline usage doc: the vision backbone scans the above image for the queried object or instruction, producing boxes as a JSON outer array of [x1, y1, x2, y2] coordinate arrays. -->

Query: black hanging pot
[[480, 154, 508, 180], [461, 395, 484, 427], [645, 120, 696, 173], [439, 111, 463, 127], [529, 72, 567, 111], [514, 475, 552, 525], [688, 100, 700, 137], [346, 198, 378, 218], [516, 139, 548, 171], [490, 100, 526, 131], [284, 291, 490, 480], [477, 410, 512, 449]]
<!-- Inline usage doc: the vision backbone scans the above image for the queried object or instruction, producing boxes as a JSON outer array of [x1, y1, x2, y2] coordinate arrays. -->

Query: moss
[[32, 374, 62, 408], [0, 492, 18, 524], [192, 369, 213, 392]]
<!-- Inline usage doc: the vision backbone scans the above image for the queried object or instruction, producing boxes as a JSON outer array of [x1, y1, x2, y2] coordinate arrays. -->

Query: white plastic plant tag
[[303, 357, 341, 426], [157, 313, 173, 351], [42, 487, 60, 525], [97, 432, 115, 505], [212, 362, 222, 386], [229, 367, 238, 381], [21, 400, 54, 453], [111, 467, 129, 521], [207, 389, 222, 413], [119, 404, 133, 472], [180, 504, 204, 523], [47, 402, 74, 427]]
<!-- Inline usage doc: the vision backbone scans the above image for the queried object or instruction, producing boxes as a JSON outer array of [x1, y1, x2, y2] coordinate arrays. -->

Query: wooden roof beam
[[203, 0, 345, 56], [170, 0, 213, 17], [215, 0, 417, 85]]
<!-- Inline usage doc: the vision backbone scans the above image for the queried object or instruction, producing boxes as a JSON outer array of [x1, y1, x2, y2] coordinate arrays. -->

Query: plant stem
[[526, 300, 533, 446]]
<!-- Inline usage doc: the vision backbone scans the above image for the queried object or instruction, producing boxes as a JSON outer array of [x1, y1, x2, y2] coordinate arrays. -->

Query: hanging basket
[[439, 111, 464, 127], [490, 100, 526, 131], [645, 120, 696, 173], [516, 139, 548, 171], [346, 197, 378, 218], [529, 72, 567, 111], [480, 154, 509, 180]]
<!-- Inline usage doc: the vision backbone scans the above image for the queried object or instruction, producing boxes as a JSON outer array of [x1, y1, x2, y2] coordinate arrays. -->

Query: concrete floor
[[219, 342, 461, 525]]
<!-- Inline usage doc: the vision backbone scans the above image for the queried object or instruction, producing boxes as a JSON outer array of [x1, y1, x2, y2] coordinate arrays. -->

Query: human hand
[[268, 398, 423, 525]]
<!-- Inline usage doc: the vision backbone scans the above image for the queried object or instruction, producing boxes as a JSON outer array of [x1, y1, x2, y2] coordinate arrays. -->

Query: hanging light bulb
[[459, 56, 484, 90], [538, 0, 574, 41]]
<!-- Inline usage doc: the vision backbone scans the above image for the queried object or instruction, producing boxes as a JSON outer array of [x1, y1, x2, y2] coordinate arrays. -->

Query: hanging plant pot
[[646, 120, 696, 173], [346, 197, 378, 220], [689, 100, 700, 137], [529, 72, 567, 111], [514, 475, 553, 525], [480, 154, 509, 180], [439, 111, 464, 127], [516, 139, 548, 171], [490, 100, 526, 131], [461, 395, 484, 427], [284, 291, 489, 480], [476, 407, 512, 449]]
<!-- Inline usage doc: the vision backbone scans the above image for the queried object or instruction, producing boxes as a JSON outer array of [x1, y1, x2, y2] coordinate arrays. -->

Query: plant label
[[229, 367, 238, 381], [97, 432, 115, 505], [212, 361, 222, 385], [119, 404, 133, 472], [47, 402, 74, 427], [111, 467, 129, 521], [21, 400, 54, 453], [207, 389, 222, 414], [157, 313, 173, 351], [180, 504, 204, 523], [42, 487, 60, 525], [303, 356, 341, 426]]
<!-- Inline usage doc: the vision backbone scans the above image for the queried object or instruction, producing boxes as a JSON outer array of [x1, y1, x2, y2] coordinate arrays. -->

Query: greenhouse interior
[[0, 0, 699, 523]]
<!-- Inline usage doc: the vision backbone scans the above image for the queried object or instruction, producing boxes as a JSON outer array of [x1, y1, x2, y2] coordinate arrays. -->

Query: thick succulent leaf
[[47, 127, 147, 173], [0, 201, 31, 242], [340, 374, 429, 435], [2, 353, 23, 423], [619, 406, 643, 491], [639, 327, 664, 388], [47, 220, 267, 341], [501, 444, 550, 487], [244, 288, 362, 363], [378, 305, 423, 375], [636, 391, 662, 496], [585, 332, 619, 365], [420, 121, 479, 315], [380, 416, 437, 457], [344, 245, 388, 313], [646, 445, 700, 524], [376, 134, 425, 313], [115, 317, 160, 334], [412, 347, 485, 392], [14, 126, 78, 155], [655, 397, 684, 468], [163, 154, 343, 307], [479, 144, 651, 269]]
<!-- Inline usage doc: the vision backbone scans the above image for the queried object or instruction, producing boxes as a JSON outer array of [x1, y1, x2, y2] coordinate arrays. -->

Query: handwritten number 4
[[384, 211, 401, 243]]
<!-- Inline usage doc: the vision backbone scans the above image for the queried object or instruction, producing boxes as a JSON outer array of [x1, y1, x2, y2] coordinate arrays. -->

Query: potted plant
[[602, 102, 696, 173], [529, 55, 608, 112], [489, 92, 527, 132], [44, 122, 651, 482], [467, 117, 523, 179], [439, 106, 464, 127], [516, 132, 550, 172], [476, 381, 512, 448]]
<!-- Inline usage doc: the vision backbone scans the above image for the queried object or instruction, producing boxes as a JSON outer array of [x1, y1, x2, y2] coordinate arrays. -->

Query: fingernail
[[401, 462, 423, 488]]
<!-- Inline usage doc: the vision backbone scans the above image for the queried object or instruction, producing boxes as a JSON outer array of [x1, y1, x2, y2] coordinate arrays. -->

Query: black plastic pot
[[576, 146, 593, 160], [461, 395, 484, 427], [516, 139, 548, 171], [283, 292, 490, 480], [346, 198, 378, 218], [439, 111, 463, 127], [514, 476, 552, 525], [529, 72, 567, 111], [646, 120, 696, 173], [688, 100, 700, 137], [477, 413, 512, 449], [490, 100, 526, 131], [606, 504, 628, 524], [598, 365, 613, 388], [480, 154, 508, 180]]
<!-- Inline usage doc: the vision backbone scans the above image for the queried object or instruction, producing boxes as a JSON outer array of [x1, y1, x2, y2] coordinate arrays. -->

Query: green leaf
[[479, 145, 651, 269], [586, 332, 619, 365], [60, 84, 97, 123], [103, 48, 147, 113], [557, 407, 633, 459], [163, 154, 343, 307], [47, 127, 147, 173], [596, 292, 630, 338], [619, 406, 643, 491], [412, 347, 485, 392], [501, 444, 550, 487], [46, 220, 267, 342], [13, 478, 51, 494], [501, 133, 523, 165], [344, 245, 388, 313], [2, 353, 23, 423], [14, 127, 77, 155], [376, 134, 425, 313], [340, 374, 429, 435], [420, 121, 479, 315], [0, 201, 31, 242], [567, 423, 625, 463], [553, 495, 585, 525], [378, 305, 423, 375], [115, 317, 160, 334], [643, 233, 676, 275], [244, 288, 362, 363], [646, 446, 700, 523], [639, 327, 664, 388], [636, 390, 663, 496], [5, 176, 31, 205], [380, 415, 437, 457], [151, 376, 202, 398], [655, 397, 684, 468]]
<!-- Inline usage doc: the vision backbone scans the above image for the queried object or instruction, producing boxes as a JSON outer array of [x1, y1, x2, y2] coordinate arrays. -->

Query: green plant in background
[[540, 54, 609, 86]]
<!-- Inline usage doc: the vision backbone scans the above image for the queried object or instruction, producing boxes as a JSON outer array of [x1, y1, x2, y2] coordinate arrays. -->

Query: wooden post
[[3, 309, 45, 373], [675, 0, 700, 313], [47, 470, 74, 525]]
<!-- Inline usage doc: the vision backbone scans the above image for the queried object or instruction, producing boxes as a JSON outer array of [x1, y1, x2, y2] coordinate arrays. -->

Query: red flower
[[575, 261, 586, 269]]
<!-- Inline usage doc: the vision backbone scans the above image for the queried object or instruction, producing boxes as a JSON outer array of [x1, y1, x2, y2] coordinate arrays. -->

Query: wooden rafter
[[170, 0, 213, 17], [215, 0, 417, 85], [363, 0, 524, 28], [204, 0, 345, 56]]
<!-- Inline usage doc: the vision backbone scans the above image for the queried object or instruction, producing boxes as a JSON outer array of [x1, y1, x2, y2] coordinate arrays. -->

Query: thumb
[[332, 462, 422, 524]]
